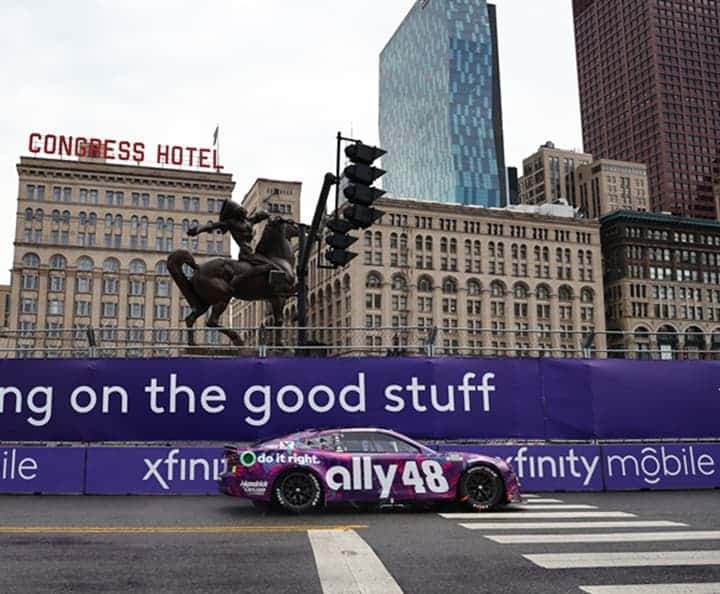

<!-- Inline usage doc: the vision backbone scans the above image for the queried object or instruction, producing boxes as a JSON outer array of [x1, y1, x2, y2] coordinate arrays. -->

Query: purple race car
[[219, 427, 521, 513]]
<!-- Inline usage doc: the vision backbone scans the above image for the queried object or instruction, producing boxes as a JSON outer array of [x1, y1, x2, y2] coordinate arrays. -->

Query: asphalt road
[[0, 491, 719, 593]]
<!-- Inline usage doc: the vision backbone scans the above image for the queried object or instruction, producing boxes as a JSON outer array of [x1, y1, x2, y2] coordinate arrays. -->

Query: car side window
[[371, 435, 421, 454], [333, 432, 423, 454]]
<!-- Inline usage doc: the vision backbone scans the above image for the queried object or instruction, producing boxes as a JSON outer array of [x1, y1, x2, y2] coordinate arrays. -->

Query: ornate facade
[[9, 156, 233, 356]]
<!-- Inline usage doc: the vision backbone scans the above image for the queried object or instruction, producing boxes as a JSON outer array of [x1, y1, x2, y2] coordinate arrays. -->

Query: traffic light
[[324, 142, 387, 267], [324, 217, 358, 266], [341, 143, 386, 229]]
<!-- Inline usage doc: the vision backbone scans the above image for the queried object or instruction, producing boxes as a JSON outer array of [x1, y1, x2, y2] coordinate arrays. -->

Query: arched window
[[488, 241, 495, 257], [130, 259, 146, 274], [166, 218, 174, 234], [417, 275, 433, 292], [155, 261, 168, 275], [24, 208, 33, 222], [399, 233, 407, 249], [425, 236, 433, 251], [442, 277, 457, 294], [374, 231, 382, 248], [416, 235, 423, 251], [156, 217, 164, 233], [35, 208, 44, 223], [22, 253, 40, 268], [62, 210, 70, 225], [105, 213, 112, 230], [114, 214, 123, 229], [581, 287, 594, 303], [140, 216, 148, 234], [390, 233, 398, 249], [89, 213, 97, 226], [558, 285, 573, 301], [490, 281, 505, 298], [464, 239, 472, 253], [182, 219, 190, 233], [103, 257, 120, 273], [366, 272, 382, 288], [473, 240, 481, 256], [131, 216, 139, 233], [467, 279, 481, 296], [536, 284, 550, 301], [449, 238, 457, 253], [49, 254, 66, 269], [391, 273, 408, 292], [440, 237, 448, 253], [513, 282, 529, 299], [342, 274, 351, 291], [77, 256, 94, 271], [364, 230, 372, 247], [79, 211, 87, 226]]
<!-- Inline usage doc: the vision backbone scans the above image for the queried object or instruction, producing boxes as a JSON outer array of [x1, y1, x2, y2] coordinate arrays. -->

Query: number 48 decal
[[401, 460, 449, 493]]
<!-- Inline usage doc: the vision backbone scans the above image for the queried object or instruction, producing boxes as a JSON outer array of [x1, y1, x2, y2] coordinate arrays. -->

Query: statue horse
[[167, 216, 297, 347]]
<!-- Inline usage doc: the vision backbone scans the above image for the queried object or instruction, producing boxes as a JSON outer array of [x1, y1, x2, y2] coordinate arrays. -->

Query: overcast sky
[[0, 0, 582, 284]]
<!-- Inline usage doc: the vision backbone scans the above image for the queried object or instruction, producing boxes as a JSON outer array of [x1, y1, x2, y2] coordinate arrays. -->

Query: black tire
[[458, 465, 505, 510], [274, 470, 322, 514]]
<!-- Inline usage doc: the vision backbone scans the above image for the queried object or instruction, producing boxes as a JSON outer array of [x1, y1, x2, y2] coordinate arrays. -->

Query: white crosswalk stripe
[[524, 498, 565, 504], [579, 584, 720, 593], [460, 521, 687, 530], [524, 550, 720, 569], [308, 529, 404, 594], [507, 504, 598, 510], [440, 511, 635, 519], [485, 531, 720, 544]]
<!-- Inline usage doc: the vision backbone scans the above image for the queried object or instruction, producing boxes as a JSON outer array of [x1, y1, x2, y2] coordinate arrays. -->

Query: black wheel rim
[[281, 474, 315, 508], [465, 468, 498, 505]]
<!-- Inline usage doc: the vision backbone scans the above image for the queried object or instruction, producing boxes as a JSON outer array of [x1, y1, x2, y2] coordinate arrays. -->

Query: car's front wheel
[[458, 465, 505, 510], [274, 471, 322, 514]]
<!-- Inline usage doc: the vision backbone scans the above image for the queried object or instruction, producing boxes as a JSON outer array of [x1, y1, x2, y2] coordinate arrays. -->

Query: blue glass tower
[[379, 0, 507, 206]]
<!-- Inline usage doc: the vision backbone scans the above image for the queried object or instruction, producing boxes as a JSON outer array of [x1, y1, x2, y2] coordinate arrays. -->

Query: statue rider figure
[[187, 199, 273, 291]]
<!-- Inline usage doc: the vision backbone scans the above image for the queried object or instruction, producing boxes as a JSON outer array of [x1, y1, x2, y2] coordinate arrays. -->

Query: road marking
[[522, 494, 540, 498], [525, 550, 720, 569], [0, 525, 367, 535], [460, 521, 687, 530], [486, 531, 720, 544], [580, 584, 720, 594], [524, 498, 564, 504], [508, 504, 597, 510], [308, 529, 403, 594], [440, 511, 635, 519]]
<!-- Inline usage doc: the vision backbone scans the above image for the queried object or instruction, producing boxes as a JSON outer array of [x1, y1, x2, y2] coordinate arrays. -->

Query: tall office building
[[379, 0, 507, 207], [573, 0, 720, 219]]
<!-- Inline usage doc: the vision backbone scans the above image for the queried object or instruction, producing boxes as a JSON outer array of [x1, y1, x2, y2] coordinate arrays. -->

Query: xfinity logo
[[142, 449, 226, 490], [505, 447, 600, 487]]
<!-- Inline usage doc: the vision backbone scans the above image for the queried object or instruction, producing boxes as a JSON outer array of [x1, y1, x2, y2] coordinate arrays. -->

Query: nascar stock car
[[219, 427, 521, 513]]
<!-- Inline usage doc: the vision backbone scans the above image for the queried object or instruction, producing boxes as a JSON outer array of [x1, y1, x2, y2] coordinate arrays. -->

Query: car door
[[366, 432, 452, 503]]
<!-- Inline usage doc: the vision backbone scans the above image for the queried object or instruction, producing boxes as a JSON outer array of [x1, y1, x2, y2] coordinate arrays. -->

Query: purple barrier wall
[[85, 447, 225, 494], [436, 444, 604, 491], [0, 447, 85, 494], [1, 357, 720, 442], [603, 443, 720, 490]]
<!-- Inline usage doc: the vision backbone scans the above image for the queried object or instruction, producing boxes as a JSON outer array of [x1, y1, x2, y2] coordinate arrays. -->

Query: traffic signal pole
[[296, 172, 337, 351]]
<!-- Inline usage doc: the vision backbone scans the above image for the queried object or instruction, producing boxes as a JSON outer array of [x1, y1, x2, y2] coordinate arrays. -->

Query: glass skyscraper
[[379, 0, 507, 207]]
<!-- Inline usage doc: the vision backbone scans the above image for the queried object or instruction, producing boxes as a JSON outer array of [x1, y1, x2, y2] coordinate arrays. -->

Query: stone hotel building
[[8, 156, 233, 356], [293, 197, 606, 357], [602, 210, 720, 359]]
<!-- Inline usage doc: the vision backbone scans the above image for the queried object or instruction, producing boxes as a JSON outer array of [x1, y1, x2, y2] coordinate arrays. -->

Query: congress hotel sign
[[27, 132, 224, 170]]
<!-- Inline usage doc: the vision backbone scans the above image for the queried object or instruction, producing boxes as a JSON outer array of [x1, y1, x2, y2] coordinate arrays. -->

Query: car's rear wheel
[[274, 470, 322, 514], [458, 465, 505, 510]]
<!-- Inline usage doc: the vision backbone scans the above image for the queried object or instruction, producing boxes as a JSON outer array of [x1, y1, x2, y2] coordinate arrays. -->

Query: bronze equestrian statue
[[167, 199, 297, 347]]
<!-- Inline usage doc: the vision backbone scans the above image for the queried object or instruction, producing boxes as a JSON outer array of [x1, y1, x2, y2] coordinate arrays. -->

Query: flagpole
[[214, 124, 220, 173]]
